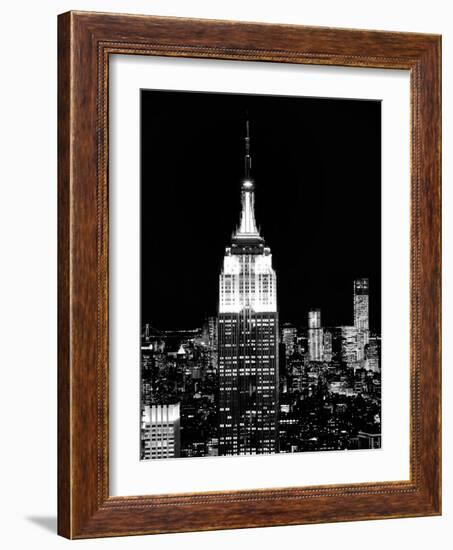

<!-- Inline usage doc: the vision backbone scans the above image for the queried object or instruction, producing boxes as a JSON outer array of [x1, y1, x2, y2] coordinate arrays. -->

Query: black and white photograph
[[139, 89, 382, 460]]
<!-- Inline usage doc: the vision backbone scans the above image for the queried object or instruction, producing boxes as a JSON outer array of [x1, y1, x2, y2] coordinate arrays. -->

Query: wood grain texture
[[57, 11, 71, 538], [57, 11, 441, 539]]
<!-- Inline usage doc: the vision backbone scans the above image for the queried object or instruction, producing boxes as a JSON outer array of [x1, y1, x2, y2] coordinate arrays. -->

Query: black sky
[[141, 90, 381, 332]]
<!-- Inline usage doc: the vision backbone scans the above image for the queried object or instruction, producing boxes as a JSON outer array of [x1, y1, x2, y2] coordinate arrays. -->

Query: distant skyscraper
[[323, 329, 333, 362], [365, 336, 381, 372], [353, 278, 370, 360], [207, 316, 218, 348], [354, 278, 369, 330], [200, 316, 218, 370], [218, 120, 279, 456], [141, 403, 181, 460], [340, 326, 359, 364], [308, 309, 323, 361], [282, 323, 297, 358]]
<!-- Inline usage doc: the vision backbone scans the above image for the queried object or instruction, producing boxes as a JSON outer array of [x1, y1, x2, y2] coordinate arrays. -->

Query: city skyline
[[140, 274, 381, 459]]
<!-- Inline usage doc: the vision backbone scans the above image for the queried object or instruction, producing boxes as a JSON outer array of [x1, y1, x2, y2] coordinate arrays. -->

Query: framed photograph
[[58, 11, 441, 538]]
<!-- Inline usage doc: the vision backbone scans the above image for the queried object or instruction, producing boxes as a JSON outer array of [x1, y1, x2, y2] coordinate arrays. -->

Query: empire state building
[[218, 122, 279, 456]]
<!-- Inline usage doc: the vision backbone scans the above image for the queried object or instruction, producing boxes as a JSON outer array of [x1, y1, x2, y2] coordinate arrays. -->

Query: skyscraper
[[323, 329, 333, 362], [365, 336, 381, 372], [308, 309, 323, 361], [282, 323, 297, 358], [141, 403, 181, 460], [340, 326, 359, 364], [353, 278, 370, 360], [218, 121, 279, 456], [354, 278, 369, 330]]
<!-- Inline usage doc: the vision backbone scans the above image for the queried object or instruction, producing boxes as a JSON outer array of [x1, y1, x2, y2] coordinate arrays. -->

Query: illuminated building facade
[[323, 329, 333, 362], [365, 336, 381, 372], [341, 326, 360, 364], [218, 121, 279, 456], [141, 403, 181, 460], [353, 278, 370, 360], [282, 323, 297, 358], [308, 309, 323, 361], [354, 278, 369, 330]]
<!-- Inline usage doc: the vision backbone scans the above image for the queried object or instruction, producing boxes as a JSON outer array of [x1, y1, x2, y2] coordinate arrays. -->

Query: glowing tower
[[354, 278, 370, 361], [308, 309, 323, 362], [354, 278, 369, 330], [218, 121, 279, 456]]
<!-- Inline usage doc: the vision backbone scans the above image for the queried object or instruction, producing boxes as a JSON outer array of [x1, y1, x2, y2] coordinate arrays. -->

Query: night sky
[[141, 90, 381, 332]]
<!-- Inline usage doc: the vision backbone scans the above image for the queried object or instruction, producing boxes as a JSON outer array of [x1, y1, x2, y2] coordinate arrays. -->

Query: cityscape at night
[[140, 281, 381, 459], [140, 90, 381, 460]]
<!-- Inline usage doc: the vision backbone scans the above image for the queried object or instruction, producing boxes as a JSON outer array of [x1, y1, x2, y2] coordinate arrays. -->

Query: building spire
[[234, 118, 262, 241], [244, 118, 251, 180]]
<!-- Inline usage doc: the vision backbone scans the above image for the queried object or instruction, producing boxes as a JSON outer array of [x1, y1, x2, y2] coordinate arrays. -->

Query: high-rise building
[[354, 278, 369, 330], [365, 336, 381, 372], [281, 323, 297, 358], [308, 309, 323, 361], [340, 326, 359, 364], [141, 403, 181, 460], [200, 316, 218, 370], [323, 329, 333, 362], [353, 278, 370, 360], [218, 121, 279, 456]]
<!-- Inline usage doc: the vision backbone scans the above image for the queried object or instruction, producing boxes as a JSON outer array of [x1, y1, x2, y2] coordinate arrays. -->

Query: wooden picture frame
[[58, 10, 441, 539]]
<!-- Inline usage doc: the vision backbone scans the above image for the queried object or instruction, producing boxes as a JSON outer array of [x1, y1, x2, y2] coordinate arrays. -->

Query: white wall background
[[0, 1, 450, 548]]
